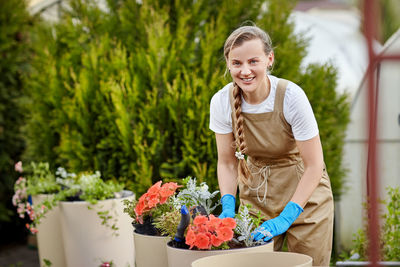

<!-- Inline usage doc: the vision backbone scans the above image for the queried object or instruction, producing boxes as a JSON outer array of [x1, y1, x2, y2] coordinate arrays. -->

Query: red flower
[[147, 181, 162, 195], [193, 215, 208, 226], [186, 228, 196, 248], [193, 233, 211, 250], [134, 200, 145, 216], [210, 234, 224, 247], [216, 226, 234, 241], [133, 181, 180, 223], [221, 217, 236, 229], [185, 215, 236, 250]]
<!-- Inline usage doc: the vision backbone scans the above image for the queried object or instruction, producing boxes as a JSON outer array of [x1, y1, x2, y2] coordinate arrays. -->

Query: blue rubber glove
[[252, 201, 303, 241], [219, 194, 236, 218]]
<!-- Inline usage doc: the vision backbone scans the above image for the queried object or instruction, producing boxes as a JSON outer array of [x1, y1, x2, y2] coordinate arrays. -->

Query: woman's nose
[[241, 65, 251, 75]]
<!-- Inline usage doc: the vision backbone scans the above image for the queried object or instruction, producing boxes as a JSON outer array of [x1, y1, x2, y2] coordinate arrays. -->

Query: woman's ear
[[267, 51, 274, 65]]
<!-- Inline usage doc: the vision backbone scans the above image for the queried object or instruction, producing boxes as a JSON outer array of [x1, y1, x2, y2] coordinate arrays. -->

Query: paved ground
[[0, 243, 40, 267]]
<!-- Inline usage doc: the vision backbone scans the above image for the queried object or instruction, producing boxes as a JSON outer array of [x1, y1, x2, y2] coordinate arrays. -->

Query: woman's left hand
[[252, 201, 303, 241]]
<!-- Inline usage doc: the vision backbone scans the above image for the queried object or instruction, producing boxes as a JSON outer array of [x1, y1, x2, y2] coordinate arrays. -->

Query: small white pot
[[191, 251, 313, 267], [59, 193, 134, 267], [32, 194, 66, 267], [133, 231, 170, 267], [167, 240, 274, 267]]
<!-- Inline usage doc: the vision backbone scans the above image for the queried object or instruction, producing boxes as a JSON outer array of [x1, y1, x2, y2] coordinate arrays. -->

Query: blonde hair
[[223, 25, 273, 184]]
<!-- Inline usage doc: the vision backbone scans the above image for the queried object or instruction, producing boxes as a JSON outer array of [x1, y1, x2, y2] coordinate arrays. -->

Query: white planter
[[133, 231, 170, 267], [167, 240, 274, 267], [59, 193, 135, 267], [191, 251, 313, 267], [32, 194, 66, 267]]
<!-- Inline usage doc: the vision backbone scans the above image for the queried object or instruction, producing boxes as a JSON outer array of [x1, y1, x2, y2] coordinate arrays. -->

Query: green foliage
[[297, 64, 351, 199], [14, 163, 126, 235], [349, 187, 400, 261], [381, 187, 400, 260], [25, 162, 60, 196], [153, 208, 181, 238], [23, 0, 349, 202], [380, 0, 400, 43], [0, 0, 31, 224]]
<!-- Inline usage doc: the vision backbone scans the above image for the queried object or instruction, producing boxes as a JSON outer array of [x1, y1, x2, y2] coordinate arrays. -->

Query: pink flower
[[12, 194, 18, 206], [15, 161, 23, 173]]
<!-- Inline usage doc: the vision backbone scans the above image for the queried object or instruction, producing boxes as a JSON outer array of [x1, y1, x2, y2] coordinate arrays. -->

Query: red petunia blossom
[[221, 217, 236, 229], [210, 234, 224, 247], [147, 181, 162, 195], [216, 226, 234, 241], [186, 214, 236, 250], [133, 181, 180, 224], [147, 194, 160, 209], [193, 215, 208, 226], [134, 200, 145, 216], [193, 233, 211, 250], [186, 228, 197, 248]]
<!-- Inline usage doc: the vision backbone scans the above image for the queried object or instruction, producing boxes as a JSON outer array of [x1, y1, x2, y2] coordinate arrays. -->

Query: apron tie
[[248, 165, 271, 203]]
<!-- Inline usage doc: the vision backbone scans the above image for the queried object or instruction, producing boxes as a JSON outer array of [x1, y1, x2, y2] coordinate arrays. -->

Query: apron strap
[[274, 79, 289, 112]]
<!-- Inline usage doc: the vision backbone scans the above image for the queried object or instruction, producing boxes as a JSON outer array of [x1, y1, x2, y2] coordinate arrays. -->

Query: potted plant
[[55, 168, 134, 267], [12, 162, 135, 267], [165, 203, 274, 267], [138, 177, 273, 267], [12, 161, 66, 267], [123, 179, 181, 267]]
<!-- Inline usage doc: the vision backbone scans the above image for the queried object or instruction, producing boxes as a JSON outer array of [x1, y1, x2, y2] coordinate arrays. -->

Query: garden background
[[1, 0, 399, 264]]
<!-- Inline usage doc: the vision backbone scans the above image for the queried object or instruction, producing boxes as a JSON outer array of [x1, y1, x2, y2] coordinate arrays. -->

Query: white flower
[[235, 151, 245, 160]]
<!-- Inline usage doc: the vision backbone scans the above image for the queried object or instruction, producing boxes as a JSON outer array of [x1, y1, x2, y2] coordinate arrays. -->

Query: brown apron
[[230, 79, 334, 266]]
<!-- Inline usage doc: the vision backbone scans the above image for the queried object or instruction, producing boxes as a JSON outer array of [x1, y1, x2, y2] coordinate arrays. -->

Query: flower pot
[[336, 261, 400, 266], [191, 251, 313, 267], [167, 239, 274, 267], [32, 194, 66, 267], [59, 193, 135, 267], [133, 231, 170, 267]]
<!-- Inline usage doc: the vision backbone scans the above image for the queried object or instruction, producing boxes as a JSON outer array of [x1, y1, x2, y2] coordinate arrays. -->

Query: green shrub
[[349, 187, 400, 261], [24, 0, 350, 199], [0, 0, 32, 229]]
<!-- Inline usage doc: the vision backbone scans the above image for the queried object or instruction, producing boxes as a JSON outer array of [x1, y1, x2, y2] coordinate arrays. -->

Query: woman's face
[[228, 38, 274, 100]]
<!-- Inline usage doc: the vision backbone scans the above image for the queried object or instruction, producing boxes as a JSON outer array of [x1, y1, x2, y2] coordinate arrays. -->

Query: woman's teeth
[[242, 77, 254, 82]]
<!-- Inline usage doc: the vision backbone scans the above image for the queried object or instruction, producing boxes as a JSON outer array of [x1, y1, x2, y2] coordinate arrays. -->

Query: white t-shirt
[[209, 75, 319, 141]]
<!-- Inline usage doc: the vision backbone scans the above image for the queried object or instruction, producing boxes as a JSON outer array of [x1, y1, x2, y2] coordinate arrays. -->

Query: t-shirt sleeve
[[209, 91, 233, 134], [284, 83, 319, 141]]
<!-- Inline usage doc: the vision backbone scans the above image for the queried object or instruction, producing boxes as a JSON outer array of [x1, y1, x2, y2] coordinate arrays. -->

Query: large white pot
[[167, 240, 274, 267], [133, 231, 170, 267], [59, 193, 134, 267], [32, 194, 66, 267], [191, 251, 313, 267]]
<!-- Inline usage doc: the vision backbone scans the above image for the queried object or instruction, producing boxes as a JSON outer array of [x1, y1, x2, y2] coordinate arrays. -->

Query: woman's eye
[[250, 60, 257, 64], [232, 61, 240, 66]]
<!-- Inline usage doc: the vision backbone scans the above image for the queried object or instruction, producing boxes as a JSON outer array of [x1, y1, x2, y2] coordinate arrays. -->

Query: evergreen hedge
[[24, 0, 350, 198], [0, 0, 32, 242]]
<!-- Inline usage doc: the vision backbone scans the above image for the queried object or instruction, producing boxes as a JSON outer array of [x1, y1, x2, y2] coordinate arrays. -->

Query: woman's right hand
[[219, 194, 236, 218]]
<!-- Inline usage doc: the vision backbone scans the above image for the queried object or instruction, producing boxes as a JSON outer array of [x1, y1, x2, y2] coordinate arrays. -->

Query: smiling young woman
[[209, 25, 334, 266]]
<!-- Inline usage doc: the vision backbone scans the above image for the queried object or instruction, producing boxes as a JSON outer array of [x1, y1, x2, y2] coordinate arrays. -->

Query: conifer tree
[[0, 0, 32, 241], [25, 0, 350, 198]]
